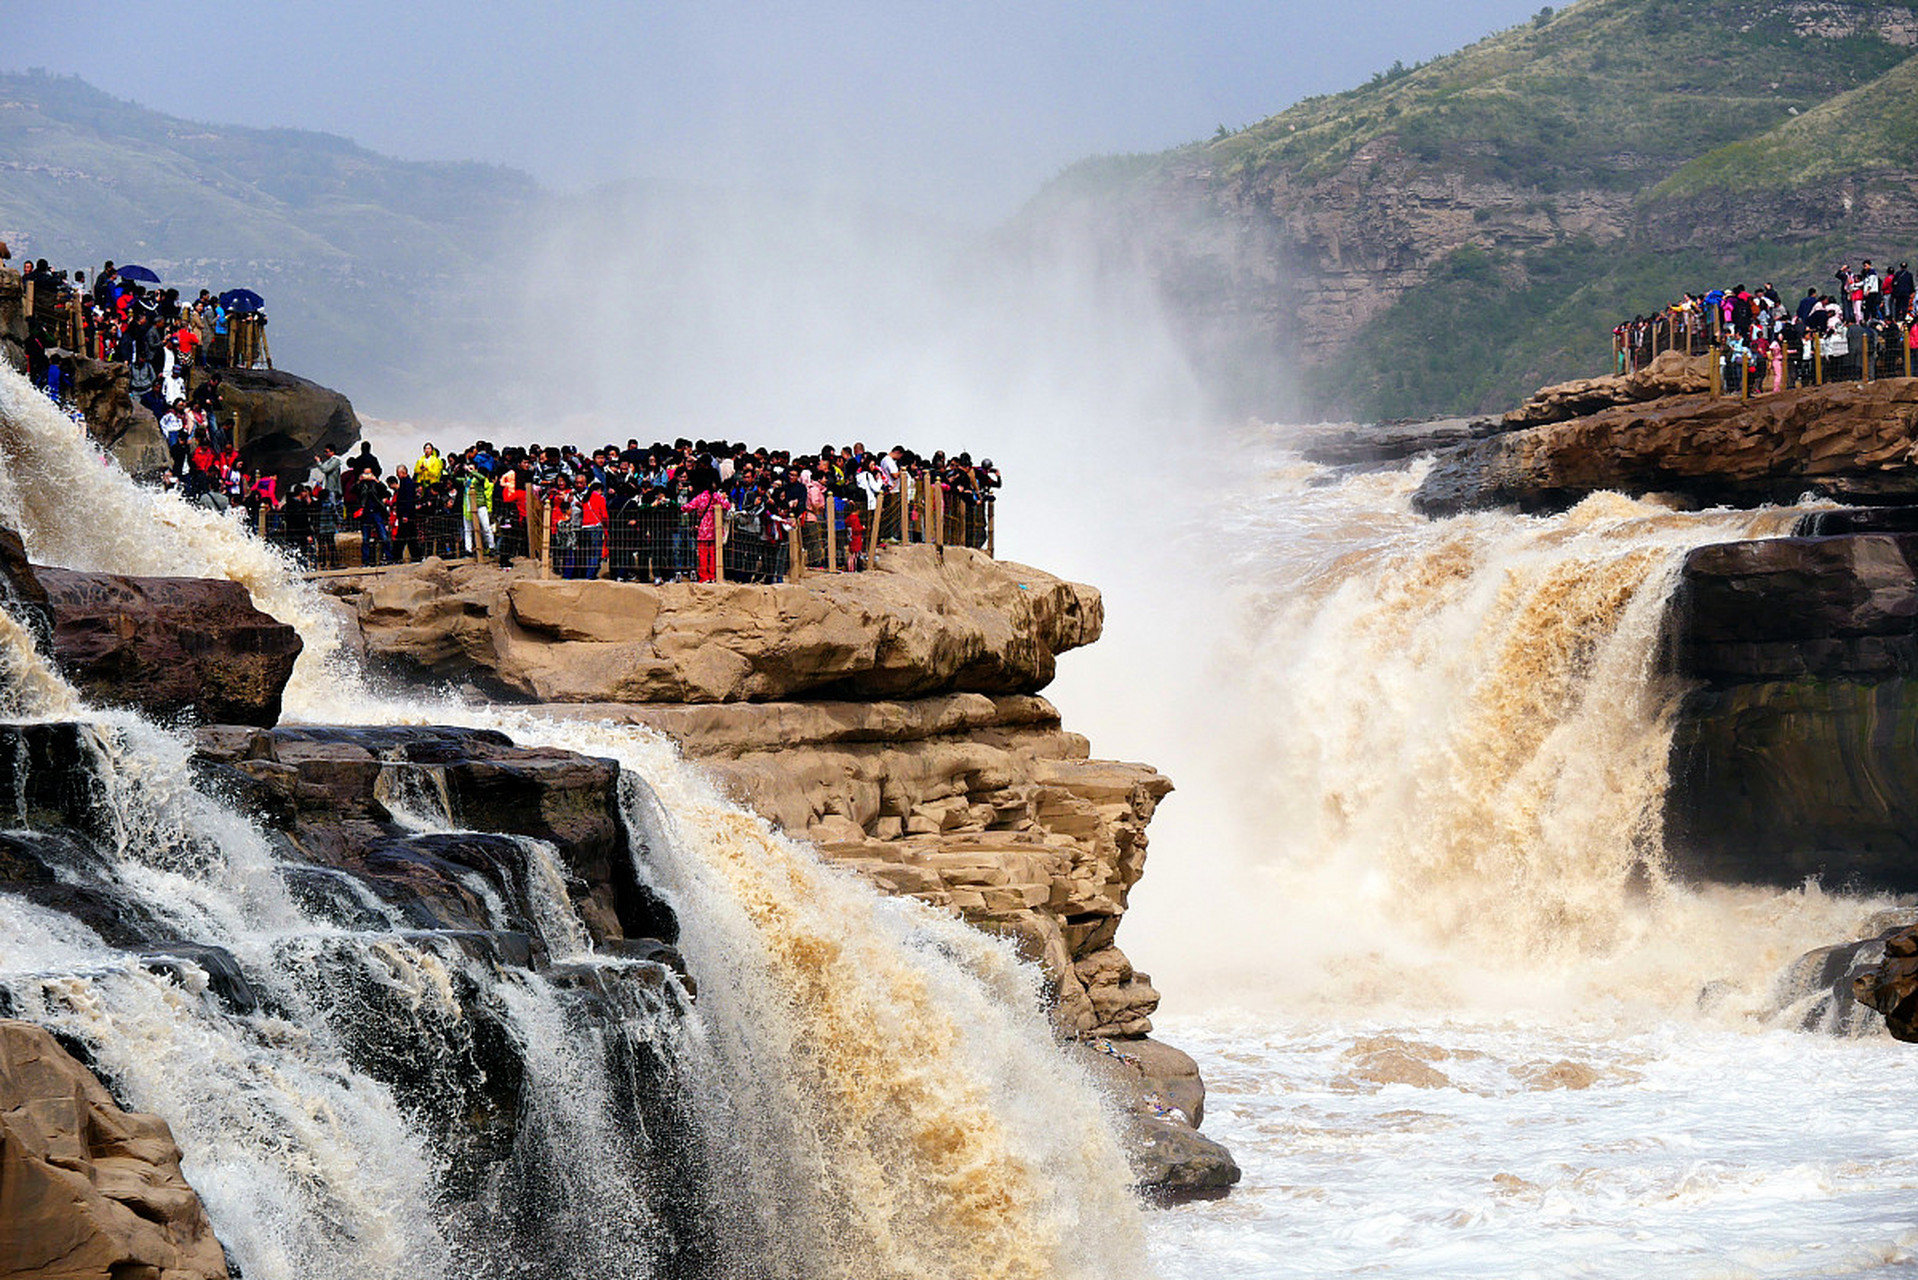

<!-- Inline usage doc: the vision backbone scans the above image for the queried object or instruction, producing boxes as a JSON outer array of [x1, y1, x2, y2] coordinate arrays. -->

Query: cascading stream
[[0, 359, 1153, 1280]]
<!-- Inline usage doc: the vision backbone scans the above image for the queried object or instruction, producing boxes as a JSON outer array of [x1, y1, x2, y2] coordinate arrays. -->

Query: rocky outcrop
[[1070, 1036, 1240, 1202], [541, 694, 1169, 1037], [190, 725, 674, 951], [1502, 350, 1712, 428], [1285, 415, 1505, 467], [58, 354, 168, 477], [216, 367, 360, 480], [1852, 924, 1918, 1041], [1415, 379, 1918, 517], [1, 267, 25, 374], [1665, 521, 1918, 891], [324, 547, 1228, 1184], [0, 1019, 230, 1280], [330, 546, 1101, 704], [35, 569, 302, 727]]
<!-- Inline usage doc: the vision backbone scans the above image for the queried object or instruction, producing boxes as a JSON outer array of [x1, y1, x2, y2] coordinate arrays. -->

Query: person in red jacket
[[575, 481, 608, 579]]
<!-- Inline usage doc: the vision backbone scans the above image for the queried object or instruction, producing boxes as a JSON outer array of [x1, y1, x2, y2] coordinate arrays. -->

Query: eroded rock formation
[[1502, 350, 1712, 428], [336, 546, 1099, 703], [1416, 379, 1918, 516], [36, 569, 303, 727], [0, 1019, 230, 1280], [322, 543, 1233, 1192], [1665, 515, 1918, 892]]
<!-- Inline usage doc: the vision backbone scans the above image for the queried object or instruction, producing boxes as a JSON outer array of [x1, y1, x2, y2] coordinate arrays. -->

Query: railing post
[[986, 501, 996, 558], [930, 485, 944, 549], [790, 516, 805, 581], [825, 496, 838, 571], [1906, 326, 1912, 379], [1741, 357, 1750, 402], [1709, 347, 1722, 399], [715, 510, 727, 584], [1815, 338, 1824, 386]]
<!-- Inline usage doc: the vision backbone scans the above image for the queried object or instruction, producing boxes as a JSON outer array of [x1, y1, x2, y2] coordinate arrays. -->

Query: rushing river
[[1091, 434, 1918, 1278], [3, 351, 1914, 1277]]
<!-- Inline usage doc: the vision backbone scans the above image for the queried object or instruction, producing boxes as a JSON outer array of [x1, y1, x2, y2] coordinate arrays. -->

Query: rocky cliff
[[0, 1019, 230, 1280], [1415, 378, 1918, 517], [323, 544, 1238, 1193], [1019, 0, 1918, 420], [1664, 511, 1918, 894]]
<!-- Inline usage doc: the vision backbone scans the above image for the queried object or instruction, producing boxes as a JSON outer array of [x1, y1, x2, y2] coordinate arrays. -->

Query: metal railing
[[1703, 324, 1918, 399], [280, 477, 997, 582]]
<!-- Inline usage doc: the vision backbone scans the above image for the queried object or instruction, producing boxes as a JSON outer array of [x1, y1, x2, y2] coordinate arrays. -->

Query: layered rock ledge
[[1415, 378, 1918, 517], [323, 545, 1239, 1195], [0, 1019, 229, 1280]]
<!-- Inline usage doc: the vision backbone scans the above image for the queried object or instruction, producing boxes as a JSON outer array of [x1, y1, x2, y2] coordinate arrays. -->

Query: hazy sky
[[11, 0, 1548, 220]]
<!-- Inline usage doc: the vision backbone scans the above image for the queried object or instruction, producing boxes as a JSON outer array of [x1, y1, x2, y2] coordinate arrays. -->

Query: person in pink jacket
[[684, 482, 733, 583]]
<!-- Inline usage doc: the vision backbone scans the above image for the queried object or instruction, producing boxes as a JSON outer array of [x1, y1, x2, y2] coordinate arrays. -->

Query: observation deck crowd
[[1613, 259, 1918, 391], [280, 436, 1000, 582]]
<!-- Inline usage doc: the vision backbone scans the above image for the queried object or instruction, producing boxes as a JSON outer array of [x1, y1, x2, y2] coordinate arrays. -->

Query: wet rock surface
[[37, 568, 303, 727], [1665, 521, 1918, 892]]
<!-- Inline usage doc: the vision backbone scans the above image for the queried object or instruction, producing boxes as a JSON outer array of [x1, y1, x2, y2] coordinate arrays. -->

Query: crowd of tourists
[[10, 249, 266, 427], [269, 436, 1000, 582], [1613, 260, 1918, 390]]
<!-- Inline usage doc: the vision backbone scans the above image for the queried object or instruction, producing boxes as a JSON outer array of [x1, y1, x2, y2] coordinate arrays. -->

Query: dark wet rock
[[1289, 416, 1506, 467], [139, 944, 263, 1015], [1126, 1115, 1242, 1203], [36, 568, 303, 726], [1669, 535, 1918, 684], [192, 725, 670, 947], [1664, 529, 1918, 891], [1069, 1035, 1239, 1201]]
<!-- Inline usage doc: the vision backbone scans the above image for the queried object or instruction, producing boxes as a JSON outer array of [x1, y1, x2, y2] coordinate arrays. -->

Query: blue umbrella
[[115, 264, 161, 284], [219, 288, 265, 313]]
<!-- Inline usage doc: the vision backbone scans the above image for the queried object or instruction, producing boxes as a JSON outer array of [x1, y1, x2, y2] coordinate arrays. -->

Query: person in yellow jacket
[[414, 443, 444, 487]]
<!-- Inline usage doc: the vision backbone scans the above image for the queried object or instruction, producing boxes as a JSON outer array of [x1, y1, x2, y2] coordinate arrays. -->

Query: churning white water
[[6, 355, 1917, 1278], [1111, 431, 1918, 1277], [0, 361, 1148, 1280]]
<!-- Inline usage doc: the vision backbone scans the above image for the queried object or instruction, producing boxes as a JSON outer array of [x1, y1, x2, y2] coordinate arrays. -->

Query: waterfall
[[0, 361, 1150, 1279], [1140, 441, 1897, 1016]]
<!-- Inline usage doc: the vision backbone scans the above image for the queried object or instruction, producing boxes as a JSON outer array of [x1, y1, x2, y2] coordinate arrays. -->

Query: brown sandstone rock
[[36, 569, 303, 727], [1503, 350, 1712, 428], [0, 1019, 229, 1280], [328, 546, 1102, 703], [1417, 378, 1918, 516], [57, 354, 170, 477], [216, 367, 362, 480], [1853, 925, 1918, 1041]]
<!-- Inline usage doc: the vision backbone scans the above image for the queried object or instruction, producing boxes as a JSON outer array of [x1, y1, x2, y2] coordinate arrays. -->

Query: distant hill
[[0, 70, 541, 412], [1018, 0, 1918, 421]]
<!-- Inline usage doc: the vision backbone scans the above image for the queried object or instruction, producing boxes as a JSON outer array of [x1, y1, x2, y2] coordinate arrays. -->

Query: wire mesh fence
[[271, 476, 995, 580]]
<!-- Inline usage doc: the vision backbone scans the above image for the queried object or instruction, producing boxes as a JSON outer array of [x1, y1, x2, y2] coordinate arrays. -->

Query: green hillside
[[1028, 0, 1918, 421], [0, 70, 541, 410]]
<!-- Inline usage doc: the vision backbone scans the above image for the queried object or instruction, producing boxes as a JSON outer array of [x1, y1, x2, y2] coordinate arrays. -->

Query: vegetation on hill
[[1027, 0, 1918, 421]]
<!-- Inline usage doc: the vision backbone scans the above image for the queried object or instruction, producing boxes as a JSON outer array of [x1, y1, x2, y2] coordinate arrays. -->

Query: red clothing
[[579, 491, 608, 528]]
